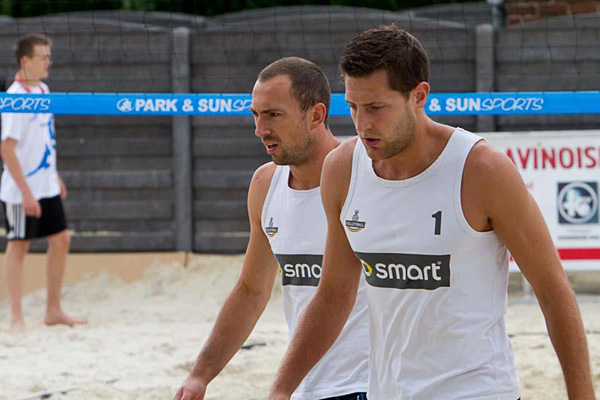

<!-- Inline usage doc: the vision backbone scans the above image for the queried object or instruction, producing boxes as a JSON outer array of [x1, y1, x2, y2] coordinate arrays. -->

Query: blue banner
[[0, 92, 599, 116]]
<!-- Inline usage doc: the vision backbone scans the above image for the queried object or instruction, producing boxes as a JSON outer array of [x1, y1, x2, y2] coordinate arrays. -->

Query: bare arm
[[0, 139, 40, 217], [268, 139, 363, 400], [174, 164, 280, 400], [467, 144, 596, 400], [57, 174, 67, 200]]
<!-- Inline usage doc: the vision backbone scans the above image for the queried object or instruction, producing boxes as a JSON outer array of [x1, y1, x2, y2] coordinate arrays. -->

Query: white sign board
[[483, 130, 600, 271]]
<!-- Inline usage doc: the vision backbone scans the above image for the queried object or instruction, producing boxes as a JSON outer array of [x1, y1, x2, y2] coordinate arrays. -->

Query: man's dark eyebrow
[[252, 108, 285, 114], [345, 100, 382, 107]]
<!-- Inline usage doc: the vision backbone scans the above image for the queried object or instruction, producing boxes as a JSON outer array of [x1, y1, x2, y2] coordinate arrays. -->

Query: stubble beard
[[381, 107, 417, 160], [272, 121, 316, 166]]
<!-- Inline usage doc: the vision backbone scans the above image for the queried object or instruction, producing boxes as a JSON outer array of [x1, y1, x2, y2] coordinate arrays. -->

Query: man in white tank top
[[174, 58, 370, 400], [269, 26, 596, 400]]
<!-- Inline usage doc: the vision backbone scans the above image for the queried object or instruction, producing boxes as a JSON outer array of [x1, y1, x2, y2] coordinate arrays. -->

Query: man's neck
[[16, 71, 41, 87], [372, 119, 455, 181]]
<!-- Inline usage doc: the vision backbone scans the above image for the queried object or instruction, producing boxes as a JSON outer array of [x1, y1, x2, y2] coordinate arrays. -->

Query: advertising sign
[[2, 92, 600, 116], [484, 130, 600, 271]]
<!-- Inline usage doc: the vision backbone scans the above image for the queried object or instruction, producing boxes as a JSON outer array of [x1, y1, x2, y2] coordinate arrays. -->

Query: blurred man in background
[[1, 33, 86, 334]]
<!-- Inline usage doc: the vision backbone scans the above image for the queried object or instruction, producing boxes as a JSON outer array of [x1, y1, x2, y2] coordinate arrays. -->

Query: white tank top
[[263, 165, 369, 400], [342, 129, 521, 400]]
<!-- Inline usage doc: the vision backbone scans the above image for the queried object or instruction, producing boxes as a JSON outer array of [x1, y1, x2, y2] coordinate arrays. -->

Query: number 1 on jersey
[[432, 211, 442, 235]]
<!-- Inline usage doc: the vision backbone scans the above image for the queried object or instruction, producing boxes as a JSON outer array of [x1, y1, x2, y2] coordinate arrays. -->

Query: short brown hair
[[258, 57, 331, 128], [14, 33, 52, 68], [339, 25, 429, 97]]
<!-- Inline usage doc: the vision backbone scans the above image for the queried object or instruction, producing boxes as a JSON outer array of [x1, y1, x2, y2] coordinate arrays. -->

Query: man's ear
[[412, 82, 430, 109], [311, 103, 327, 129]]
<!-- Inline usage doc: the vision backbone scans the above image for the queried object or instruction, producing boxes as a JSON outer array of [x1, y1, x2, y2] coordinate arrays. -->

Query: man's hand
[[173, 376, 207, 400], [23, 191, 41, 218], [58, 175, 68, 200]]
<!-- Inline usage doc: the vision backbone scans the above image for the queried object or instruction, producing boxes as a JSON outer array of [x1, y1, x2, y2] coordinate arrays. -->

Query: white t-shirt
[[1, 81, 60, 203]]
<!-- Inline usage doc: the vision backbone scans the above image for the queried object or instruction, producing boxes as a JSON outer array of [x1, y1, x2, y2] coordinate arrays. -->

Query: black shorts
[[3, 195, 67, 241], [321, 393, 367, 400]]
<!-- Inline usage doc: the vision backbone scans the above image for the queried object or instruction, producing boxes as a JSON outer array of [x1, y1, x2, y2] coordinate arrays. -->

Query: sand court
[[0, 255, 598, 399]]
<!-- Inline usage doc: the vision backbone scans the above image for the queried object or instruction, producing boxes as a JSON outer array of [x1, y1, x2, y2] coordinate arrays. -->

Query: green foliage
[[5, 0, 470, 17], [10, 0, 121, 17], [0, 0, 10, 15]]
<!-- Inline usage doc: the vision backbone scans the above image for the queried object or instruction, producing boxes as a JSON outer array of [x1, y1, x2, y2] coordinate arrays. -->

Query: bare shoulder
[[464, 140, 520, 187], [323, 137, 357, 177], [464, 139, 527, 217], [248, 162, 277, 218], [321, 137, 358, 211], [251, 161, 277, 191]]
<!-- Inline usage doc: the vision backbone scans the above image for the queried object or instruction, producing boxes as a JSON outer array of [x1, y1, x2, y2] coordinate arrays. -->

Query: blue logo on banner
[[116, 98, 134, 112]]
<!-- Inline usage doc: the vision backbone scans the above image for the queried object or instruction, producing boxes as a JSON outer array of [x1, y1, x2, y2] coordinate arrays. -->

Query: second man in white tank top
[[174, 57, 369, 400]]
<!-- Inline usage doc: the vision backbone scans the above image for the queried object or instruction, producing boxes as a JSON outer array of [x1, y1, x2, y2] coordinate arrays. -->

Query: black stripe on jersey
[[274, 254, 323, 287], [356, 252, 451, 290]]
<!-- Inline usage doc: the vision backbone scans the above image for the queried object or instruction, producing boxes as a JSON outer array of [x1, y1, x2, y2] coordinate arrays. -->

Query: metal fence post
[[476, 24, 496, 133], [172, 27, 193, 252]]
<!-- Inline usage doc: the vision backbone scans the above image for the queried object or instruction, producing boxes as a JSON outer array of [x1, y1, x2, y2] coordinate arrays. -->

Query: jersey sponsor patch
[[265, 216, 279, 237], [356, 251, 451, 290], [274, 254, 323, 287], [345, 209, 366, 232]]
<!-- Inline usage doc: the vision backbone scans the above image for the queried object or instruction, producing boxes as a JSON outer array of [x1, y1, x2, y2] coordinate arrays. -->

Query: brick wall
[[505, 0, 600, 25]]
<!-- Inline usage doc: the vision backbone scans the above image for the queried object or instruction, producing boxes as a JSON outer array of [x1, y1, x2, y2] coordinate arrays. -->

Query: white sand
[[0, 255, 598, 399]]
